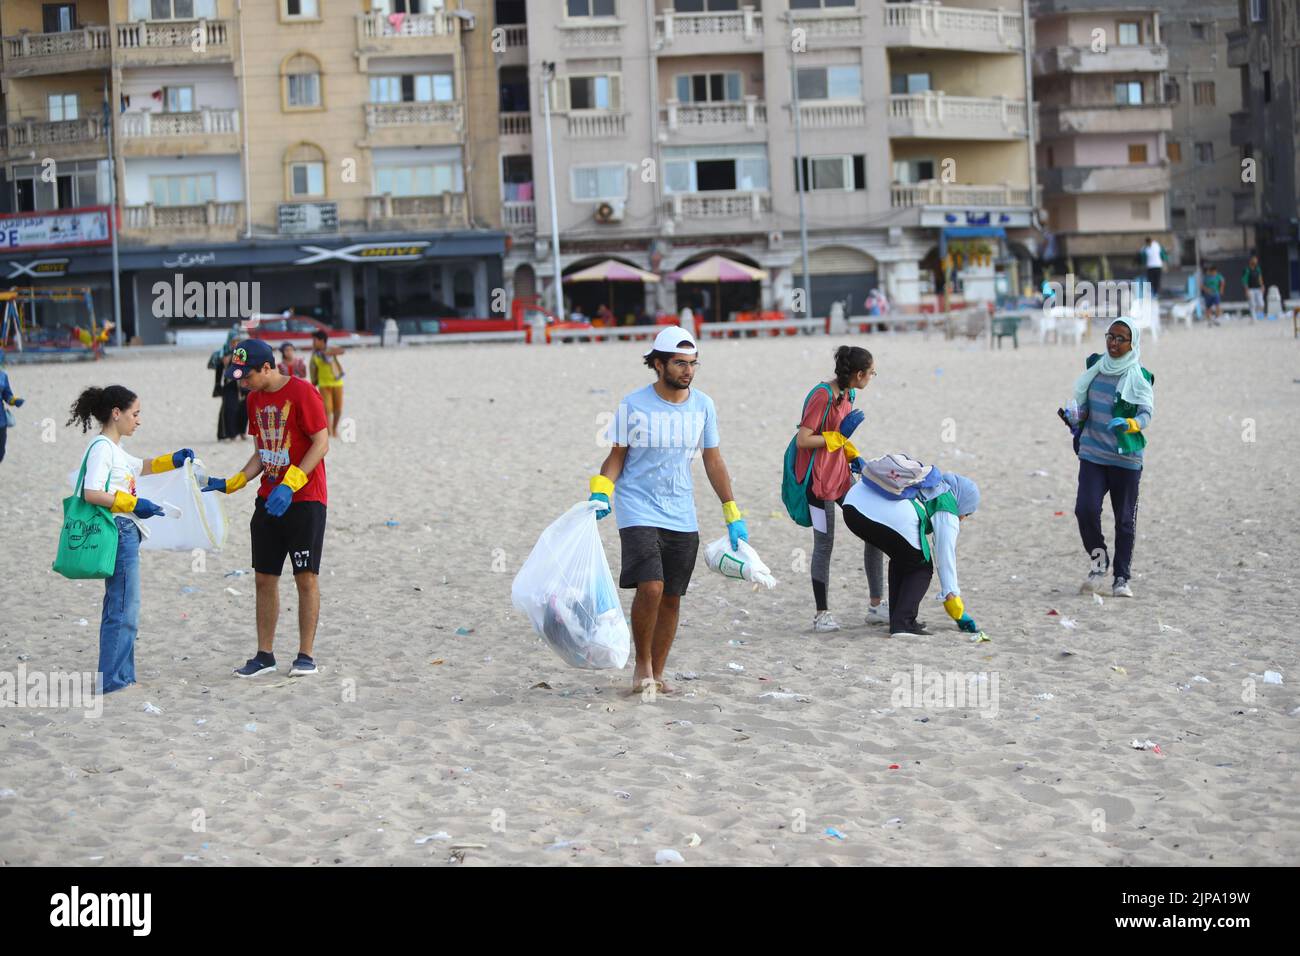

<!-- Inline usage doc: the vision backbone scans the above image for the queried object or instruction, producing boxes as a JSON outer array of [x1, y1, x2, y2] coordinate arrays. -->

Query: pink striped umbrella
[[668, 255, 769, 323]]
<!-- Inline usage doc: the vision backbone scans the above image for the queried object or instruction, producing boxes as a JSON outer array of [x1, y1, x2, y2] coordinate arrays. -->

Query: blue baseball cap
[[225, 339, 276, 380]]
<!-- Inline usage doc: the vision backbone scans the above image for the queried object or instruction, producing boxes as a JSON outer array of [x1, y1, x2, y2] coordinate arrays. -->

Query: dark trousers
[[1146, 267, 1162, 295], [0, 424, 7, 464], [1075, 458, 1141, 581], [842, 504, 932, 633]]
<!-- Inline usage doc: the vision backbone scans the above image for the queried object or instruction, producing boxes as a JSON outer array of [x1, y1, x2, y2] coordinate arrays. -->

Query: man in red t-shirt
[[203, 339, 330, 678]]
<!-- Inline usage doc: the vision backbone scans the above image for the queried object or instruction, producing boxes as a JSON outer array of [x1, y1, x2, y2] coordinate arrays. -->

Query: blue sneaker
[[289, 654, 317, 677], [234, 653, 276, 678]]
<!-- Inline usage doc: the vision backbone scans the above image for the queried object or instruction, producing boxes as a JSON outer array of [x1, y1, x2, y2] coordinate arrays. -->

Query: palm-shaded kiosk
[[562, 258, 660, 325], [668, 254, 768, 326]]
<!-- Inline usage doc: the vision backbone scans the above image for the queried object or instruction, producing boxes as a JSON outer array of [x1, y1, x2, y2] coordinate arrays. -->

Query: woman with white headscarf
[[1066, 317, 1155, 598], [841, 465, 981, 639]]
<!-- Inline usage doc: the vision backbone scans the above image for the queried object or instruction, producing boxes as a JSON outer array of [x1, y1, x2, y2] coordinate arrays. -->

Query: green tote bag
[[53, 438, 119, 580]]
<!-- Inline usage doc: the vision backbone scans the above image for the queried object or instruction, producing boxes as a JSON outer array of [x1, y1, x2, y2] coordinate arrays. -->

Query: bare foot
[[625, 676, 662, 699], [654, 675, 675, 695]]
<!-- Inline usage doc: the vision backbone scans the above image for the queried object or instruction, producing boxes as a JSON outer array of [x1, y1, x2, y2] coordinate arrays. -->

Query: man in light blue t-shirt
[[587, 326, 749, 695]]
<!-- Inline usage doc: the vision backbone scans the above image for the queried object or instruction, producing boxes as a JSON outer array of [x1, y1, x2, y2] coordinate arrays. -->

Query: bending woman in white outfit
[[840, 468, 981, 638]]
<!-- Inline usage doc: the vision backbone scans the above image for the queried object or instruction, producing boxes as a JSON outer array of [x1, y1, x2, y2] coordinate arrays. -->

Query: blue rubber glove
[[133, 497, 165, 519], [265, 483, 293, 518], [1107, 417, 1129, 433], [728, 517, 749, 552], [957, 613, 978, 633], [202, 477, 224, 494], [850, 456, 866, 476], [589, 492, 611, 520], [171, 448, 195, 469], [839, 409, 865, 439], [11, 398, 23, 407]]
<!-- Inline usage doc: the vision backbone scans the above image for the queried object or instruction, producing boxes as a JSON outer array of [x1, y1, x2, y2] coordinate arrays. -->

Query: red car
[[241, 314, 363, 345]]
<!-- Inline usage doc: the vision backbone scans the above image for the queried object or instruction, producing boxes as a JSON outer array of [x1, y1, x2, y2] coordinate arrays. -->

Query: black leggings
[[841, 504, 932, 633]]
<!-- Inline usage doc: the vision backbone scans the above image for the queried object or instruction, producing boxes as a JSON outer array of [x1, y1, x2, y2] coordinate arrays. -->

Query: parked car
[[241, 314, 362, 344]]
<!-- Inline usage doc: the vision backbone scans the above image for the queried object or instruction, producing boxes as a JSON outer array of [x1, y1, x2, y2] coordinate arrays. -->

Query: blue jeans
[[99, 517, 141, 693], [1075, 459, 1141, 581]]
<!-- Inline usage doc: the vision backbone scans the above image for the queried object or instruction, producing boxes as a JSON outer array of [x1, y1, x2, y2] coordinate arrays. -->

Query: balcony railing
[[888, 93, 1026, 136], [124, 201, 241, 230], [1041, 164, 1170, 194], [366, 192, 467, 227], [791, 102, 867, 129], [667, 191, 771, 221], [2, 25, 110, 61], [656, 8, 762, 46], [890, 182, 1034, 208], [5, 116, 105, 150], [503, 200, 535, 229], [120, 108, 239, 138], [883, 3, 1024, 50], [116, 19, 230, 54], [1036, 44, 1168, 74], [503, 24, 528, 48], [786, 8, 865, 43], [500, 112, 532, 136], [663, 98, 765, 132], [356, 11, 456, 40], [567, 111, 626, 138], [556, 22, 623, 47], [364, 102, 463, 131]]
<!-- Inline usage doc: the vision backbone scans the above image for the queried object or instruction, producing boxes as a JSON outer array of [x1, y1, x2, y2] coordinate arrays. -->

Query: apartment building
[[1, 0, 506, 343], [1032, 2, 1174, 274], [1228, 0, 1300, 295], [497, 0, 1037, 319]]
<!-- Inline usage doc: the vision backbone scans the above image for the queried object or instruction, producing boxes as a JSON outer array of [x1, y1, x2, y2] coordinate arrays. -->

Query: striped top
[[1078, 372, 1151, 470]]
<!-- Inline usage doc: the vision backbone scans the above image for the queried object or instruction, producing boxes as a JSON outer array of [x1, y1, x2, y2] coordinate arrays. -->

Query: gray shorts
[[618, 525, 700, 596]]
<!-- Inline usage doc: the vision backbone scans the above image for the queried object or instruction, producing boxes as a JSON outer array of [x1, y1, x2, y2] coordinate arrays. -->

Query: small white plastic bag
[[704, 536, 777, 589], [512, 501, 630, 669]]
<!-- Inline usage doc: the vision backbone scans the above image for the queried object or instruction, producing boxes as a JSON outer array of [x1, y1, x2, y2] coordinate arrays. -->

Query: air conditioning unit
[[594, 200, 625, 224], [767, 231, 783, 250]]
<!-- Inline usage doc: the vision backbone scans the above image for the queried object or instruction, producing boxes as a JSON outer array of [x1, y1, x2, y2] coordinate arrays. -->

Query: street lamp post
[[541, 60, 565, 321]]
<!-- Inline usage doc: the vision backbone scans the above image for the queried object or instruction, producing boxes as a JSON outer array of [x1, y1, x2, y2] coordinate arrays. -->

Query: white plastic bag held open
[[137, 459, 228, 552], [511, 501, 630, 669]]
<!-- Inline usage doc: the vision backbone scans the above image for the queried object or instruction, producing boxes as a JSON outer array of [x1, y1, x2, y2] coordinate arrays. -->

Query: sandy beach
[[1, 321, 1297, 866]]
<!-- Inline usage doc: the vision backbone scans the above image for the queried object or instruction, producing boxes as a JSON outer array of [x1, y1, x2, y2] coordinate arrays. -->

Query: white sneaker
[[1112, 577, 1134, 598], [865, 603, 890, 626], [1080, 571, 1107, 594], [813, 611, 841, 632]]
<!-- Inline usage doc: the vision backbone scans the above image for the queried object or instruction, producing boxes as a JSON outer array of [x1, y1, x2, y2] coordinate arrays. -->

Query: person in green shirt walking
[[1242, 255, 1266, 321], [1201, 264, 1225, 326]]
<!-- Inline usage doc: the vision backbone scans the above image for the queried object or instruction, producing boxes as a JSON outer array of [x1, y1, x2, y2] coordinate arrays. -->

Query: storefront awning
[[940, 227, 1007, 256]]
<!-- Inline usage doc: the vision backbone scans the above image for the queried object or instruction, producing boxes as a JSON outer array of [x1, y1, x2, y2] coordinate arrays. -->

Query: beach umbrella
[[668, 255, 769, 323], [564, 259, 660, 321]]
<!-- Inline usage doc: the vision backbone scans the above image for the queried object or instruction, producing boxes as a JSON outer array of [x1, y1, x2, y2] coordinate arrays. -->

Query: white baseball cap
[[643, 325, 698, 357]]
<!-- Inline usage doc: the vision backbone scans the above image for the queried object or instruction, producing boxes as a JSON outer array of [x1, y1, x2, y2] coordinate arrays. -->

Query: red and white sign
[[0, 206, 113, 253]]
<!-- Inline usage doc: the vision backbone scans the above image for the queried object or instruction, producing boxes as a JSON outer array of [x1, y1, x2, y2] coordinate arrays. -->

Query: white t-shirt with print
[[73, 436, 147, 537]]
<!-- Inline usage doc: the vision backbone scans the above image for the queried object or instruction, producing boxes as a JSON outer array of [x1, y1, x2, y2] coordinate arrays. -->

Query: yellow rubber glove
[[944, 594, 965, 620], [722, 500, 743, 525], [822, 431, 847, 454], [149, 454, 176, 474], [110, 490, 138, 514], [1124, 418, 1141, 434], [281, 465, 309, 492], [843, 440, 860, 461], [220, 471, 249, 494], [589, 474, 615, 498]]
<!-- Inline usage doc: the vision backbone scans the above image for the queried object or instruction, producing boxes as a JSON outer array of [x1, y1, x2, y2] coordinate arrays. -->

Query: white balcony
[[655, 8, 762, 56], [667, 190, 771, 222], [364, 102, 464, 147], [498, 23, 528, 64], [888, 93, 1027, 140], [2, 116, 105, 160], [883, 3, 1024, 53], [502, 200, 535, 231], [556, 21, 624, 48], [499, 112, 532, 136], [790, 102, 867, 129], [366, 192, 468, 230], [785, 8, 866, 47], [122, 201, 243, 243], [115, 19, 232, 64], [1, 26, 111, 74], [567, 111, 626, 138], [1035, 45, 1169, 75], [890, 182, 1035, 208], [661, 98, 766, 137], [355, 11, 458, 56], [121, 108, 239, 138]]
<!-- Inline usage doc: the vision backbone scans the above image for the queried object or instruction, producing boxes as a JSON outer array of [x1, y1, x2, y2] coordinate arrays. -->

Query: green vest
[[907, 490, 958, 563], [1085, 354, 1154, 455]]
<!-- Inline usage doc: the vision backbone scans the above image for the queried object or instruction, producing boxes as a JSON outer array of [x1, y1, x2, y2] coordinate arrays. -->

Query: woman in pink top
[[792, 346, 886, 632]]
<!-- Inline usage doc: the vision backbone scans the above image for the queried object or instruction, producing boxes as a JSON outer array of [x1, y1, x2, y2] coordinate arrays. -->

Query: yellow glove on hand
[[150, 453, 177, 474], [110, 490, 138, 514], [944, 595, 965, 620], [281, 465, 309, 492], [1124, 418, 1141, 434], [722, 500, 743, 524], [589, 474, 615, 497], [843, 440, 860, 461], [222, 471, 248, 494], [822, 431, 848, 454]]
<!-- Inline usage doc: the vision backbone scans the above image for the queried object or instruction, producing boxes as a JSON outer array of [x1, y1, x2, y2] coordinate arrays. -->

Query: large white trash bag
[[137, 458, 228, 552], [512, 501, 630, 669], [704, 536, 777, 589]]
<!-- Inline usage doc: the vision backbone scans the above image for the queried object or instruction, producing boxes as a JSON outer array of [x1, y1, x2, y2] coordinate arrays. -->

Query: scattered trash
[[1060, 651, 1076, 658], [545, 839, 577, 851], [612, 790, 631, 800], [888, 763, 901, 770], [179, 586, 198, 595], [76, 618, 88, 626], [194, 718, 206, 726], [142, 703, 162, 715], [1029, 469, 1049, 477], [414, 832, 451, 845], [675, 671, 700, 681], [385, 520, 400, 528], [970, 631, 991, 644], [1032, 693, 1055, 701], [1053, 511, 1065, 517], [759, 691, 810, 702], [882, 817, 904, 829], [530, 681, 552, 690], [655, 849, 685, 865], [1263, 671, 1283, 685], [824, 827, 847, 841], [243, 723, 257, 733], [454, 627, 474, 636], [1111, 665, 1128, 675], [1093, 593, 1104, 606], [727, 639, 747, 646], [224, 569, 247, 578], [686, 833, 702, 848], [0, 789, 15, 799], [224, 587, 241, 596], [1158, 622, 1182, 633], [1130, 739, 1163, 755], [727, 662, 744, 673], [1059, 617, 1078, 629], [1046, 609, 1059, 616], [1193, 675, 1210, 683]]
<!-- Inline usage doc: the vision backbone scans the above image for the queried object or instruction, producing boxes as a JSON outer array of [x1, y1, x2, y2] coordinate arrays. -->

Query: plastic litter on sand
[[655, 849, 685, 865], [142, 703, 162, 715]]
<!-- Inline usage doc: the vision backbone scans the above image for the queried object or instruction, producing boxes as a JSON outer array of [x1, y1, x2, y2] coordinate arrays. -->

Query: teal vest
[[1084, 354, 1154, 455]]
